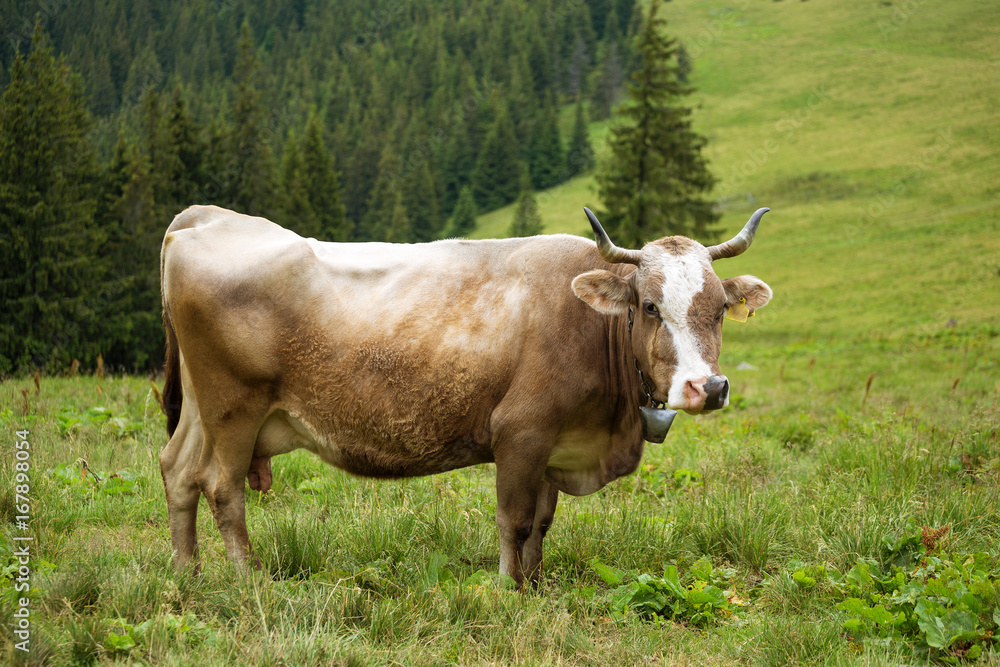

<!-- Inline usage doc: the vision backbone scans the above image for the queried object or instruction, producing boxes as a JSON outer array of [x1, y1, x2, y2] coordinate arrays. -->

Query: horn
[[583, 207, 642, 265], [707, 207, 769, 261]]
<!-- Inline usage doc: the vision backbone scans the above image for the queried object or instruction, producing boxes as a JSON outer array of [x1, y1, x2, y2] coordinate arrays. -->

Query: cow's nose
[[684, 375, 729, 412], [702, 375, 729, 411]]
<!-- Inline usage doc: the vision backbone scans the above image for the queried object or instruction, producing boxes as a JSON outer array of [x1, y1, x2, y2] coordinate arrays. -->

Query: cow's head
[[572, 208, 773, 415]]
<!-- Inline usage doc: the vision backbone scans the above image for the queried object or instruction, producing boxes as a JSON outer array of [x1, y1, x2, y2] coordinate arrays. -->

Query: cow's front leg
[[494, 439, 553, 588], [521, 482, 559, 586]]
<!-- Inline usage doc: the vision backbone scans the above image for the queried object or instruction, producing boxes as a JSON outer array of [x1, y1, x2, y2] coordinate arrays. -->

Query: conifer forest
[[0, 0, 717, 375]]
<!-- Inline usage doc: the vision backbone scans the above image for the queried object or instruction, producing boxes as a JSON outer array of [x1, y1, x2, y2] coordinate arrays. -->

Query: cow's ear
[[572, 270, 633, 315], [722, 275, 773, 313]]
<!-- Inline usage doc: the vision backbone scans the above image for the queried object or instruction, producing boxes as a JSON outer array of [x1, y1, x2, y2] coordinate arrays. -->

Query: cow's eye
[[643, 301, 659, 317]]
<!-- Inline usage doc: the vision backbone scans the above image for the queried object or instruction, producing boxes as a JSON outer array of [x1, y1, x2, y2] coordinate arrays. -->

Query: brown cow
[[159, 205, 772, 586]]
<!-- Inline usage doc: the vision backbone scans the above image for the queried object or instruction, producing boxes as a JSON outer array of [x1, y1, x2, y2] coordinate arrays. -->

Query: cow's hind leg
[[521, 482, 559, 586], [196, 414, 266, 571], [160, 415, 204, 573]]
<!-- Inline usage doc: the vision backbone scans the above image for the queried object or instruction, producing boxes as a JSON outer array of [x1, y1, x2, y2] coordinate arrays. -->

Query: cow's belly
[[253, 409, 494, 479]]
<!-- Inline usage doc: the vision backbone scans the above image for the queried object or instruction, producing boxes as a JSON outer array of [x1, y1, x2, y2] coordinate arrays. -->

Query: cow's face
[[572, 209, 773, 414]]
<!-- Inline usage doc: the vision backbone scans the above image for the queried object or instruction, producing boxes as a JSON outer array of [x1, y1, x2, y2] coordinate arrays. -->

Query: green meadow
[[2, 0, 999, 664]]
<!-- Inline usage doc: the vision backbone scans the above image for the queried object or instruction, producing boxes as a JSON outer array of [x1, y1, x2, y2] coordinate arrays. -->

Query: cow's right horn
[[584, 207, 642, 265], [707, 207, 769, 261]]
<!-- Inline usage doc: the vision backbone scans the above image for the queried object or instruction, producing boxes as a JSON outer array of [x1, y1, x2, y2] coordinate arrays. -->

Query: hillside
[[2, 3, 999, 665], [479, 0, 1000, 346]]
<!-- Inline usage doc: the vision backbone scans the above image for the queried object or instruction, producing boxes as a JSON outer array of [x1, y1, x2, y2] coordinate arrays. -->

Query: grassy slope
[[476, 0, 1000, 341], [2, 2, 1000, 665]]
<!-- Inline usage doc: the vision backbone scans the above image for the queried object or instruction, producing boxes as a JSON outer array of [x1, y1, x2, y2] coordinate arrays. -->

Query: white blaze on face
[[655, 250, 713, 410]]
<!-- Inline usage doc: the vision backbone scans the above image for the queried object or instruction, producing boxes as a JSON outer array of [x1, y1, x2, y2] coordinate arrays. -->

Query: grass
[[2, 0, 1000, 664]]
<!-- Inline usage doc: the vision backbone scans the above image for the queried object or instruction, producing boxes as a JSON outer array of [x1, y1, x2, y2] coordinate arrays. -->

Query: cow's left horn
[[707, 207, 769, 261], [584, 207, 642, 265]]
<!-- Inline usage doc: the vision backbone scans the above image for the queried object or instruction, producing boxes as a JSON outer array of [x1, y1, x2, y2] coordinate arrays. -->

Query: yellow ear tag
[[726, 297, 751, 323]]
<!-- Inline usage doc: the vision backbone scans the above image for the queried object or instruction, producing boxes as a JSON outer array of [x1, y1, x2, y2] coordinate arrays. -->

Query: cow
[[159, 204, 772, 587]]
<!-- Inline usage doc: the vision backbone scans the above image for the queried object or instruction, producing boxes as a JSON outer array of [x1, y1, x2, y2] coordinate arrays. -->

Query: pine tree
[[528, 99, 565, 191], [141, 87, 175, 212], [440, 117, 476, 215], [227, 22, 281, 218], [443, 185, 478, 238], [590, 41, 624, 121], [676, 43, 692, 85], [281, 130, 319, 237], [566, 99, 595, 177], [401, 160, 442, 242], [362, 143, 403, 242], [100, 136, 162, 370], [596, 0, 719, 247], [509, 170, 543, 237], [165, 85, 206, 210], [471, 104, 522, 212], [386, 191, 412, 243], [565, 33, 589, 100], [300, 111, 348, 241], [0, 24, 105, 373]]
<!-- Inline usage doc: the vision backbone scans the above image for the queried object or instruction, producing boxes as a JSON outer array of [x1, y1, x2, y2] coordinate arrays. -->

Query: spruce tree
[[386, 192, 412, 243], [0, 24, 105, 373], [443, 185, 478, 238], [281, 131, 319, 238], [300, 111, 348, 241], [528, 99, 565, 191], [440, 117, 475, 215], [401, 160, 442, 242], [100, 136, 162, 370], [165, 85, 206, 210], [596, 0, 719, 247], [590, 41, 624, 121], [227, 22, 281, 218], [509, 170, 543, 237], [471, 105, 521, 212], [362, 143, 404, 242], [566, 99, 595, 177]]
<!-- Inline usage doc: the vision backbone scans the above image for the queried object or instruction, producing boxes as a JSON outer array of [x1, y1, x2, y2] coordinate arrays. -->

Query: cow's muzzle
[[702, 375, 730, 411]]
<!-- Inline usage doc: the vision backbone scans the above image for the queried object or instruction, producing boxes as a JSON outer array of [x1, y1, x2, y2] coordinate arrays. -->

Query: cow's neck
[[605, 291, 646, 440]]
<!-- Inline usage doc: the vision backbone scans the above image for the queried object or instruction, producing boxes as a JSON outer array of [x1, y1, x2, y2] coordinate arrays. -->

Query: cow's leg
[[494, 439, 552, 588], [521, 482, 559, 586], [196, 417, 263, 571], [159, 415, 204, 573]]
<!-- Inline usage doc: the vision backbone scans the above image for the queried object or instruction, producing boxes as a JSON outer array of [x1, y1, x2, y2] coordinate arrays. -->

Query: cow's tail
[[162, 307, 182, 437], [161, 234, 182, 437]]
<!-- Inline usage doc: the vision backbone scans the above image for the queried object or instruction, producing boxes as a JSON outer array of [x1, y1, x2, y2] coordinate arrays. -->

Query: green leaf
[[690, 557, 713, 583], [591, 558, 623, 587], [104, 631, 136, 652], [793, 570, 816, 588], [919, 615, 948, 648], [837, 598, 869, 615], [688, 585, 726, 609], [842, 618, 864, 634], [662, 565, 688, 600]]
